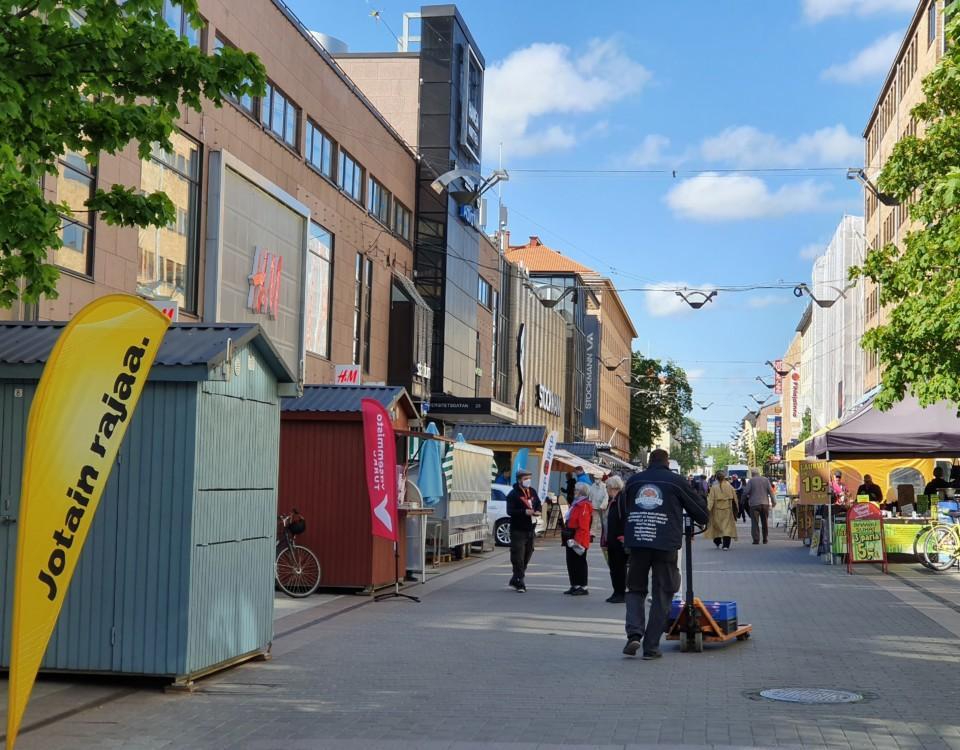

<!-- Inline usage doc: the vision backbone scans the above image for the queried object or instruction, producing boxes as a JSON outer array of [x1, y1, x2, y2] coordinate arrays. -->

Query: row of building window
[[213, 35, 412, 244]]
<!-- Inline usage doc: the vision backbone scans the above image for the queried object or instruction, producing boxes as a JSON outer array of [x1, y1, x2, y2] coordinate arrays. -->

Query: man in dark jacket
[[506, 468, 542, 592], [621, 449, 708, 659]]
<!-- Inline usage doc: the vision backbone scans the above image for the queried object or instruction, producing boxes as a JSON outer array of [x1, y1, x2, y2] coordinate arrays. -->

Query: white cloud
[[747, 294, 791, 309], [483, 38, 650, 158], [799, 242, 824, 260], [644, 284, 715, 317], [822, 33, 901, 83], [700, 125, 861, 168], [665, 173, 830, 221], [803, 0, 915, 23], [686, 368, 705, 381], [627, 134, 671, 166]]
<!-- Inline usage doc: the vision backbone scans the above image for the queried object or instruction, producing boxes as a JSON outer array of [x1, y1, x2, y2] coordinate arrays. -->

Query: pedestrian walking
[[744, 469, 777, 544], [621, 449, 708, 660], [704, 471, 738, 550], [602, 475, 627, 603], [563, 482, 593, 596], [730, 474, 746, 521], [506, 468, 542, 592]]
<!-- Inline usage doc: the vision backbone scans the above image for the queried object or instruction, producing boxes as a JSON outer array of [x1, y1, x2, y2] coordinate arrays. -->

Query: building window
[[214, 36, 255, 115], [305, 222, 334, 359], [353, 254, 363, 365], [363, 257, 373, 373], [137, 131, 200, 311], [55, 151, 96, 276], [163, 0, 201, 46], [367, 176, 391, 226], [393, 201, 411, 242], [478, 276, 492, 308], [305, 120, 336, 180], [261, 81, 298, 149], [339, 150, 364, 203], [929, 1, 937, 46]]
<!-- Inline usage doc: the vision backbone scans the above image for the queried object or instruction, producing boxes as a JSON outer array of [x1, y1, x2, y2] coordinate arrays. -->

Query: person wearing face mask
[[506, 468, 542, 592]]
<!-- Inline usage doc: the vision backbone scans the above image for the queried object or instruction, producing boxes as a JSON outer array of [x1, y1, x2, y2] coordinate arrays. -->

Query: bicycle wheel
[[276, 544, 321, 597], [913, 526, 935, 570], [920, 525, 960, 572]]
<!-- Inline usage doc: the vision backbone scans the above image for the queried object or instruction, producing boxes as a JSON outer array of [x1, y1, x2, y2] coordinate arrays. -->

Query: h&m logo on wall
[[335, 364, 362, 385], [247, 246, 283, 318]]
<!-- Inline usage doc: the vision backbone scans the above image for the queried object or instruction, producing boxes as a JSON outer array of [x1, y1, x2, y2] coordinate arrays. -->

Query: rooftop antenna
[[368, 9, 402, 49]]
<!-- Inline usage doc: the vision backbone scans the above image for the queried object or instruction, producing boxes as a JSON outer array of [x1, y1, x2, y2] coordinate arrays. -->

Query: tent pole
[[826, 449, 834, 565]]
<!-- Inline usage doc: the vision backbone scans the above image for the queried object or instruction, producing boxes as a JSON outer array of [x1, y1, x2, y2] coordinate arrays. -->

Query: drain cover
[[759, 688, 863, 705]]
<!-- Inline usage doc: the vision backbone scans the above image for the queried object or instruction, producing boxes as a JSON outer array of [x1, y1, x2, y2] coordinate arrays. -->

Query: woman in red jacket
[[563, 482, 594, 596]]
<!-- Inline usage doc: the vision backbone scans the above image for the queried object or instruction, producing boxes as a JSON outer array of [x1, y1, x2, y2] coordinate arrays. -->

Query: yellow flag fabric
[[6, 295, 170, 749]]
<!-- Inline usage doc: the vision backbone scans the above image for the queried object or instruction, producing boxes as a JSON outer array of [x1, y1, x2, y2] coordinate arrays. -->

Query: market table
[[832, 518, 927, 561]]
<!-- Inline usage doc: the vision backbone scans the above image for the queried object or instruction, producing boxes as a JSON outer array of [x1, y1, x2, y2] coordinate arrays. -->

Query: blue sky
[[288, 0, 915, 442]]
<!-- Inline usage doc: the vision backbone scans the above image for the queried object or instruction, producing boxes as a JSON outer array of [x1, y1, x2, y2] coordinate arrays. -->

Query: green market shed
[[0, 322, 296, 685]]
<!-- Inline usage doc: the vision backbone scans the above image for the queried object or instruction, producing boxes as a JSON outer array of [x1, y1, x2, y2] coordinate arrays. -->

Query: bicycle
[[276, 510, 321, 597], [917, 511, 960, 572]]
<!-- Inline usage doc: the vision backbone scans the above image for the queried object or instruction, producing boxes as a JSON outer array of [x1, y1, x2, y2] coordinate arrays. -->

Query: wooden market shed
[[279, 385, 418, 591], [0, 323, 295, 684]]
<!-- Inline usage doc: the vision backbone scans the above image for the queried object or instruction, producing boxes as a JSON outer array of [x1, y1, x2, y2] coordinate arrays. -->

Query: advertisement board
[[797, 460, 830, 505], [583, 316, 601, 429]]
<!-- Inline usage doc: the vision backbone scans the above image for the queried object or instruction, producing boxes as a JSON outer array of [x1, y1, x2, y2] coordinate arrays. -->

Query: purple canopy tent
[[808, 394, 960, 459]]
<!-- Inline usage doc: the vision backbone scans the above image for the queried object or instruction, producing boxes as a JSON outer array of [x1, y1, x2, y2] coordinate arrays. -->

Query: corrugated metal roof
[[558, 442, 599, 460], [453, 423, 546, 445], [0, 322, 294, 381], [282, 384, 416, 415]]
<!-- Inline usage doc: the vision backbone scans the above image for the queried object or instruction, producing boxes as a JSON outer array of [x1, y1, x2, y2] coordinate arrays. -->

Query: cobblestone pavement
[[3, 524, 960, 750]]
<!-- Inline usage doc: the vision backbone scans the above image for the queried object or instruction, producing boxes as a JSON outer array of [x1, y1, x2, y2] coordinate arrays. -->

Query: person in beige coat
[[705, 471, 738, 550]]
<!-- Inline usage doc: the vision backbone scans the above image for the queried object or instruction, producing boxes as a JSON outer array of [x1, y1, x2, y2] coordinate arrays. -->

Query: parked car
[[488, 483, 544, 546]]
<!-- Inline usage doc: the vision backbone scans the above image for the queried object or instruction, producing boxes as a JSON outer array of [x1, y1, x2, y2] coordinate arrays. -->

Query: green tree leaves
[[853, 14, 960, 410], [0, 1, 265, 307], [628, 353, 694, 458]]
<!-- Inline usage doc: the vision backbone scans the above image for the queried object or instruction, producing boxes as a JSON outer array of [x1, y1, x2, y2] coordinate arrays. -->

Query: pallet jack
[[665, 513, 753, 652]]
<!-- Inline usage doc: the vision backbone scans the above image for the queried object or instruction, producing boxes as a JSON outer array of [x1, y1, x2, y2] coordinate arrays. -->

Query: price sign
[[798, 460, 830, 505], [846, 501, 888, 574]]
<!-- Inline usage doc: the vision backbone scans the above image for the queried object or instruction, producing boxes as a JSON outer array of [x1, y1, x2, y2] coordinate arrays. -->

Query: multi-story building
[[862, 0, 954, 390], [10, 0, 428, 392], [337, 6, 504, 415], [505, 235, 636, 453]]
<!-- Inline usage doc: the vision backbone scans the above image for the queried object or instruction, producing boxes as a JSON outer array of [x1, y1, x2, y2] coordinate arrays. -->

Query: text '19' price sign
[[798, 460, 831, 505], [846, 501, 888, 574]]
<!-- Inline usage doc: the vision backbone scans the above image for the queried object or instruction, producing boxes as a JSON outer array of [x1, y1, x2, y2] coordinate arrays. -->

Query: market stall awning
[[552, 449, 605, 477], [810, 394, 960, 459], [597, 452, 639, 472]]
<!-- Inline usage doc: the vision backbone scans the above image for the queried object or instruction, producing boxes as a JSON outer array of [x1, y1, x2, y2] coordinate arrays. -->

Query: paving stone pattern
[[3, 525, 960, 750]]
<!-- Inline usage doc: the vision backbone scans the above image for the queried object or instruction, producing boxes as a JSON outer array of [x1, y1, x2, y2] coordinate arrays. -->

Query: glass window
[[352, 253, 363, 365], [306, 120, 336, 179], [261, 81, 298, 149], [305, 222, 334, 358], [163, 0, 201, 46], [478, 276, 491, 308], [367, 176, 391, 225], [214, 36, 255, 115], [338, 150, 363, 203], [55, 151, 95, 275], [363, 258, 373, 373], [929, 1, 937, 46], [393, 201, 411, 242], [137, 131, 200, 311]]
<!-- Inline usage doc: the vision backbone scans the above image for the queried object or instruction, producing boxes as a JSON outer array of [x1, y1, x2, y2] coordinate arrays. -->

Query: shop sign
[[415, 361, 432, 381], [773, 416, 782, 461], [846, 502, 888, 574], [791, 372, 800, 419], [583, 316, 601, 429], [774, 359, 784, 395], [535, 384, 562, 417], [148, 299, 179, 322], [797, 460, 830, 505], [247, 246, 283, 318], [334, 364, 361, 385], [427, 396, 490, 415]]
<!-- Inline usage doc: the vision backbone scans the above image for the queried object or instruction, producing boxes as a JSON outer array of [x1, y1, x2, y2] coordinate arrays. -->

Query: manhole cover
[[759, 688, 863, 704]]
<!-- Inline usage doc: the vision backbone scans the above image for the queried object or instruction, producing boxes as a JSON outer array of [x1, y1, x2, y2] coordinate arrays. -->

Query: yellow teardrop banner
[[5, 295, 170, 749]]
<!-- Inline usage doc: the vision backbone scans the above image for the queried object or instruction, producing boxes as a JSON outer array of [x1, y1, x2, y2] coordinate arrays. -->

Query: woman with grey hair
[[601, 474, 627, 603], [562, 482, 594, 595]]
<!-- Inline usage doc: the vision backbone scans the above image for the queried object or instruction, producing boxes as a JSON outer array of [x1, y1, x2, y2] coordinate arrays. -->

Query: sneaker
[[763, 539, 769, 544], [752, 541, 759, 545], [623, 637, 643, 656], [563, 587, 576, 595], [516, 583, 527, 593], [642, 649, 662, 660], [571, 587, 589, 596], [605, 594, 625, 603]]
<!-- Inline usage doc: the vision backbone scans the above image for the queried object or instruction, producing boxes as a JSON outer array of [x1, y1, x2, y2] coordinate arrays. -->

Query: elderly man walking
[[744, 469, 777, 545]]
